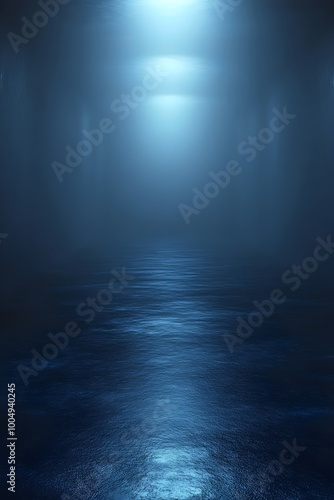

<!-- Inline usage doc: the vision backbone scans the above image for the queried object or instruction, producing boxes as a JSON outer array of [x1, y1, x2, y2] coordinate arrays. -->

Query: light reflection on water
[[11, 244, 334, 499]]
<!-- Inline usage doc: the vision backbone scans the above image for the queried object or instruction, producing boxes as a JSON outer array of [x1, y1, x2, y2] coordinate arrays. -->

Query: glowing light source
[[125, 0, 208, 50], [143, 0, 199, 8]]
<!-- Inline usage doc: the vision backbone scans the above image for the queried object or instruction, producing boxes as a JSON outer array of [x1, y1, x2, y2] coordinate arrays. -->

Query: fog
[[1, 0, 334, 291]]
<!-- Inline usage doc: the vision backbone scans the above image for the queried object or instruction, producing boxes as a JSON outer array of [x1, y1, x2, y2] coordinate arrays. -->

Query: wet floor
[[3, 244, 334, 499], [1, 0, 334, 498]]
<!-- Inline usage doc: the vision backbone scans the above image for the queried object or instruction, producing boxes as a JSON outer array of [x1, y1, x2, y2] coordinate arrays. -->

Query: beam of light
[[130, 55, 213, 170], [147, 94, 201, 108], [138, 55, 215, 96], [123, 0, 209, 53], [141, 93, 202, 137], [147, 56, 209, 76], [140, 0, 204, 10]]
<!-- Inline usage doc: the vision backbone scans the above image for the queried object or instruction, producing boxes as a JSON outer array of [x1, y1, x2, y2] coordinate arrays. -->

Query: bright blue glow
[[147, 94, 200, 107], [145, 56, 209, 78], [126, 0, 208, 50], [141, 0, 204, 10], [132, 54, 211, 169]]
